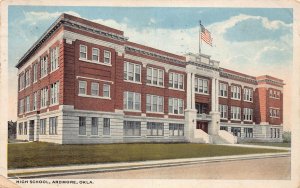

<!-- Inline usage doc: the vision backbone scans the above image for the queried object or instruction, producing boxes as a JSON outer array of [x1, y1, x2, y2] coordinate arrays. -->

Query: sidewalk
[[8, 151, 290, 179], [220, 144, 291, 151]]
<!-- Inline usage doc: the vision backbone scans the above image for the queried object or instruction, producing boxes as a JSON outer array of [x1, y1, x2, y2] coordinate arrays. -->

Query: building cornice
[[220, 70, 257, 85], [125, 46, 186, 66]]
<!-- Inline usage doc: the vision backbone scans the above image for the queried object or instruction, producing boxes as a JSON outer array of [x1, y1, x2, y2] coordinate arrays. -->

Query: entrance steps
[[211, 131, 237, 144]]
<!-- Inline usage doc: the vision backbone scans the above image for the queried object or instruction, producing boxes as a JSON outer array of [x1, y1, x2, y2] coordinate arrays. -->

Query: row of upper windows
[[269, 89, 281, 99], [19, 81, 59, 114], [79, 45, 112, 64], [78, 80, 111, 98], [19, 47, 59, 91], [219, 105, 253, 121], [219, 83, 254, 101]]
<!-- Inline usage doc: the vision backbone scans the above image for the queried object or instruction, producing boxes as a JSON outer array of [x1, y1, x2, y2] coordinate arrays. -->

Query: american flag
[[200, 25, 213, 46]]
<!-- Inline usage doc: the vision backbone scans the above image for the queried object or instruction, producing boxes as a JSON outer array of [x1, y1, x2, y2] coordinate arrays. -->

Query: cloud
[[21, 11, 81, 25]]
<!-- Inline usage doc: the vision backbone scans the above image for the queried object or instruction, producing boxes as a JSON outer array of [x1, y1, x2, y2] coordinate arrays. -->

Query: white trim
[[257, 84, 283, 91], [219, 77, 257, 90], [79, 58, 112, 67], [76, 76, 114, 84], [123, 109, 142, 113], [124, 54, 185, 72], [168, 113, 184, 116], [124, 80, 142, 85], [78, 94, 111, 100], [146, 84, 165, 89], [168, 87, 185, 92]]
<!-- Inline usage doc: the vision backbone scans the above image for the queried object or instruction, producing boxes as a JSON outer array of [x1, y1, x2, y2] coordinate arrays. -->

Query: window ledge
[[124, 80, 142, 85], [123, 136, 142, 138], [219, 96, 228, 99], [50, 68, 59, 74], [78, 94, 111, 100], [40, 74, 48, 80], [168, 87, 185, 92], [124, 109, 142, 113], [231, 98, 241, 101], [243, 100, 253, 103], [79, 58, 112, 67], [146, 83, 165, 88], [195, 92, 209, 95], [231, 119, 241, 121], [168, 113, 184, 116], [146, 111, 164, 114]]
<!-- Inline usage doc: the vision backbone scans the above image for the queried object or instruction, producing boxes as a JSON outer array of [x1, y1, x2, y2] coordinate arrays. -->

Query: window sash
[[79, 81, 87, 95], [104, 50, 111, 64], [147, 122, 164, 136], [92, 48, 99, 62], [91, 117, 98, 135], [103, 84, 110, 97], [124, 121, 141, 136], [79, 117, 86, 135], [80, 45, 87, 59], [124, 92, 141, 111], [49, 117, 57, 135], [91, 82, 99, 96], [168, 98, 183, 114], [103, 118, 110, 135], [124, 62, 141, 82]]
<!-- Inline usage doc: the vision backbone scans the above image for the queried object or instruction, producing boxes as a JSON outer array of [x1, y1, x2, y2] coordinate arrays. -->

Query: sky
[[7, 6, 293, 130]]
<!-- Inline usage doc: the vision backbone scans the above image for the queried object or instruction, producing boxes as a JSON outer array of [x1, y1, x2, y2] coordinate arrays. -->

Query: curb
[[9, 152, 290, 179]]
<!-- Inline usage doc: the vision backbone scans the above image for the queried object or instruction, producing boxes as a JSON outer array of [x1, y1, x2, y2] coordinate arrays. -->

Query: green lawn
[[8, 142, 287, 169], [241, 142, 291, 148]]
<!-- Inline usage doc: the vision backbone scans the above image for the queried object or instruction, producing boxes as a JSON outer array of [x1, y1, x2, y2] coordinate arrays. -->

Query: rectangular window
[[103, 118, 110, 136], [49, 117, 58, 135], [79, 81, 87, 95], [195, 78, 208, 94], [123, 91, 141, 111], [169, 72, 184, 90], [244, 128, 253, 138], [168, 98, 184, 115], [220, 126, 228, 131], [147, 122, 164, 136], [104, 50, 111, 64], [231, 106, 241, 120], [24, 122, 27, 135], [40, 56, 48, 78], [91, 117, 98, 136], [25, 96, 30, 112], [231, 127, 241, 137], [91, 82, 99, 96], [19, 74, 25, 90], [25, 70, 30, 87], [231, 85, 241, 100], [146, 94, 164, 113], [219, 83, 228, 97], [269, 108, 280, 118], [243, 88, 253, 102], [33, 92, 37, 111], [92, 48, 100, 62], [80, 45, 87, 59], [219, 104, 228, 119], [103, 84, 110, 97], [50, 81, 59, 105], [123, 121, 141, 136], [169, 123, 184, 136], [40, 119, 46, 135], [33, 63, 37, 82], [124, 62, 141, 83], [79, 116, 86, 135], [50, 46, 59, 71], [243, 108, 253, 121], [18, 123, 23, 135], [146, 67, 164, 86], [40, 87, 48, 108], [19, 99, 24, 114]]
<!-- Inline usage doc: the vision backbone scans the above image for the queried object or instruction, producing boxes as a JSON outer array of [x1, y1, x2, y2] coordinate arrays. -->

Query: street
[[47, 156, 290, 180]]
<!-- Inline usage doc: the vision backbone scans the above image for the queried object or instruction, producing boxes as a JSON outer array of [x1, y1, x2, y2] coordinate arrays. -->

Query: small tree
[[282, 131, 291, 143], [8, 120, 17, 139]]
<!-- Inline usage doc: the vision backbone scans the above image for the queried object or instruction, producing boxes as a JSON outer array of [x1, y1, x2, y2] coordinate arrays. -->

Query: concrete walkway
[[8, 151, 290, 179], [220, 144, 291, 151]]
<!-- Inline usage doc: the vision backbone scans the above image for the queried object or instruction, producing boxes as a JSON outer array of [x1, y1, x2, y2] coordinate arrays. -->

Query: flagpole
[[199, 20, 202, 55]]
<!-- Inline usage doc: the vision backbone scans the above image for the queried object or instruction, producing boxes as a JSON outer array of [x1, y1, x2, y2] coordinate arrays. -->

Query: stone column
[[186, 72, 191, 109], [215, 78, 219, 112], [211, 78, 216, 112], [191, 73, 195, 109], [209, 77, 221, 135]]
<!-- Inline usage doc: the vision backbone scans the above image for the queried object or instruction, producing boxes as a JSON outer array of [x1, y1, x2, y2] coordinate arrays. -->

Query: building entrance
[[196, 121, 208, 133]]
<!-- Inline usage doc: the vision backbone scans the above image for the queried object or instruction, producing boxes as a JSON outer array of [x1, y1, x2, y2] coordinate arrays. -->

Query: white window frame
[[219, 83, 228, 97], [80, 45, 87, 60], [231, 85, 241, 100], [219, 104, 228, 119], [33, 63, 38, 83], [243, 108, 253, 121], [91, 82, 99, 96], [40, 119, 46, 135], [25, 69, 30, 87], [79, 81, 87, 95], [104, 50, 111, 64], [124, 61, 141, 83], [25, 95, 29, 112], [147, 122, 164, 136], [103, 118, 111, 136], [103, 84, 110, 98], [231, 106, 241, 120], [40, 56, 48, 78], [49, 116, 58, 135], [269, 107, 280, 118], [169, 123, 184, 136], [19, 73, 25, 91], [50, 81, 59, 105], [91, 117, 99, 136], [79, 116, 86, 136], [243, 88, 253, 102], [19, 99, 24, 114], [123, 91, 141, 111], [50, 46, 59, 72], [147, 67, 164, 87], [146, 94, 164, 113], [92, 48, 100, 62], [40, 87, 48, 108], [33, 92, 37, 111], [195, 78, 208, 94], [169, 72, 184, 90], [168, 98, 184, 115], [123, 121, 141, 136]]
